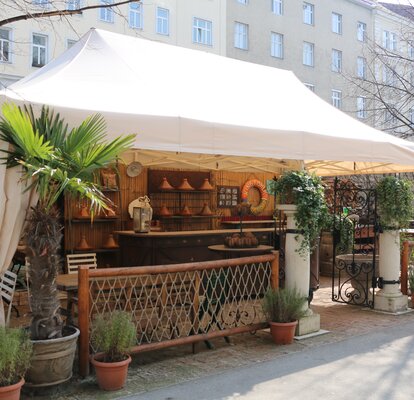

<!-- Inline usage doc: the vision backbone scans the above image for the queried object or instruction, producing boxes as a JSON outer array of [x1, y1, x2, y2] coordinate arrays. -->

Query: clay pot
[[269, 321, 298, 345], [102, 234, 119, 249], [177, 178, 194, 191], [159, 204, 172, 217], [158, 177, 174, 190], [0, 378, 24, 400], [78, 205, 89, 219], [91, 355, 131, 391], [199, 203, 213, 216], [105, 206, 116, 218], [180, 205, 192, 216], [198, 178, 213, 191], [75, 235, 92, 251]]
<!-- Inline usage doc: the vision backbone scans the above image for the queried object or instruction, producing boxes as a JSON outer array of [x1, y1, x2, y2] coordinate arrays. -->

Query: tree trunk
[[26, 205, 63, 340]]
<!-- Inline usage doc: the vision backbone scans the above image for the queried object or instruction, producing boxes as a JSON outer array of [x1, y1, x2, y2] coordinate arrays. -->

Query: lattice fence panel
[[88, 260, 272, 352]]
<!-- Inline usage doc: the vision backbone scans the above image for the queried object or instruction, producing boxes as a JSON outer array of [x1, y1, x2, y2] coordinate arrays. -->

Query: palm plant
[[0, 103, 135, 340]]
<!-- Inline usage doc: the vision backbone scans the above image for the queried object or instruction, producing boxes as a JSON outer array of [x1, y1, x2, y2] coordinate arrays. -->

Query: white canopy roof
[[2, 28, 414, 175]]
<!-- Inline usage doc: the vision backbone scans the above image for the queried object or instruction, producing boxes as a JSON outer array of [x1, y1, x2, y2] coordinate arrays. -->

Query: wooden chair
[[66, 253, 97, 274], [0, 270, 18, 327]]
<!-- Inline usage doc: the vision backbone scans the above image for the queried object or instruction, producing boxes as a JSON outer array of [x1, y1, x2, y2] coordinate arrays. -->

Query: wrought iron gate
[[331, 179, 378, 308]]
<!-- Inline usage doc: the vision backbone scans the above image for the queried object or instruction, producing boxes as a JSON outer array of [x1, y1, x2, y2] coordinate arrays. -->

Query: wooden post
[[401, 241, 409, 296], [78, 266, 90, 377], [270, 250, 279, 289]]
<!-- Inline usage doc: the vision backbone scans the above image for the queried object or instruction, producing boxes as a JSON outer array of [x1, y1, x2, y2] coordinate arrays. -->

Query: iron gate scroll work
[[332, 179, 378, 308]]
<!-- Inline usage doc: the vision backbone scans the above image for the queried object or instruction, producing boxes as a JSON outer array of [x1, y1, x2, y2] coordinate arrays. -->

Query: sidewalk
[[21, 277, 414, 399]]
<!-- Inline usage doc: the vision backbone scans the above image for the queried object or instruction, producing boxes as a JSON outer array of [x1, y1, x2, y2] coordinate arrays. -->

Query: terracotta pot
[[158, 177, 174, 190], [180, 205, 192, 216], [177, 178, 194, 191], [198, 178, 213, 191], [199, 203, 213, 216], [77, 205, 89, 219], [269, 321, 298, 345], [75, 235, 92, 251], [102, 234, 119, 249], [0, 378, 24, 400], [91, 355, 131, 391], [159, 204, 172, 216]]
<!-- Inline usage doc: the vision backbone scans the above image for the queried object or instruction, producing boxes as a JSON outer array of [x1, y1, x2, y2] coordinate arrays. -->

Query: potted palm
[[0, 327, 32, 400], [91, 311, 136, 391], [0, 103, 134, 386], [262, 287, 307, 345]]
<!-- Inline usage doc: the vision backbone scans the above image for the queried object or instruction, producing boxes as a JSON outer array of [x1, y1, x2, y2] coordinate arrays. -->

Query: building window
[[66, 0, 80, 10], [384, 105, 397, 125], [156, 7, 169, 35], [357, 96, 366, 119], [331, 49, 342, 73], [0, 29, 11, 63], [357, 56, 366, 79], [193, 18, 212, 46], [383, 65, 396, 86], [357, 21, 366, 42], [303, 42, 314, 66], [129, 3, 142, 29], [272, 0, 283, 15], [332, 90, 342, 109], [304, 83, 315, 92], [67, 39, 77, 49], [332, 13, 342, 34], [238, 0, 248, 4], [33, 0, 49, 7], [303, 2, 314, 25], [383, 30, 397, 51], [271, 32, 283, 59], [32, 34, 47, 67], [99, 0, 114, 23], [234, 22, 248, 50], [409, 42, 414, 59]]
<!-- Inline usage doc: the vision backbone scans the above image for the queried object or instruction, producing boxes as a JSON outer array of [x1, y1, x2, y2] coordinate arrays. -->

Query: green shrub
[[0, 327, 32, 386], [274, 171, 330, 257], [91, 311, 136, 362], [262, 287, 307, 323], [376, 176, 414, 230]]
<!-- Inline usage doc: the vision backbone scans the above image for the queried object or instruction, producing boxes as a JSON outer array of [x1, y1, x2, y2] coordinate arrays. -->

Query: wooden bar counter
[[115, 228, 275, 267]]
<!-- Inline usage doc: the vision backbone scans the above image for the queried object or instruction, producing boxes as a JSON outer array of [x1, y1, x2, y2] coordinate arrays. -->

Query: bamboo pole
[[78, 266, 90, 377], [270, 250, 279, 289]]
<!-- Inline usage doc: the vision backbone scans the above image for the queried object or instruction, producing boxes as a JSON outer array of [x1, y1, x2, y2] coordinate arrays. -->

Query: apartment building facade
[[0, 0, 412, 129]]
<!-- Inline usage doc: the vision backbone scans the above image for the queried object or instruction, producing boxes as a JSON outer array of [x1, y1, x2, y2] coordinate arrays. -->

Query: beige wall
[[226, 0, 373, 119], [0, 0, 227, 87]]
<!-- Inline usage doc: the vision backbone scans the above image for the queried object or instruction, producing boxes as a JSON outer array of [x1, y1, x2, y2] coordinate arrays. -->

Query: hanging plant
[[274, 171, 330, 256], [376, 176, 414, 230]]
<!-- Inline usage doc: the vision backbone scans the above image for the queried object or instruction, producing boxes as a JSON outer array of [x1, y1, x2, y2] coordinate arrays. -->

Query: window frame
[[332, 12, 342, 35], [271, 32, 283, 59], [129, 2, 143, 29], [357, 96, 367, 119], [357, 21, 366, 42], [234, 21, 248, 50], [303, 41, 314, 67], [331, 49, 342, 73], [99, 0, 114, 23], [32, 33, 48, 68], [193, 17, 213, 46], [303, 2, 314, 26], [0, 28, 11, 63], [331, 89, 342, 109], [272, 0, 283, 15], [156, 7, 169, 35]]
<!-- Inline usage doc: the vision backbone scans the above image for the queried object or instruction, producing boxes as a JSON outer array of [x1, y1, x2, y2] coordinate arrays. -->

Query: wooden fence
[[78, 252, 278, 376]]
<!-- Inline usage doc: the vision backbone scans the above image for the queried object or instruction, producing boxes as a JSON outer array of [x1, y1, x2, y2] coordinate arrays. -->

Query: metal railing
[[78, 252, 278, 376]]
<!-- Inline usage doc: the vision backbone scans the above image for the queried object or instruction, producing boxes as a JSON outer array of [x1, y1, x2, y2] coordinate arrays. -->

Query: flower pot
[[25, 326, 79, 387], [0, 378, 24, 400], [91, 355, 131, 391], [269, 321, 298, 345]]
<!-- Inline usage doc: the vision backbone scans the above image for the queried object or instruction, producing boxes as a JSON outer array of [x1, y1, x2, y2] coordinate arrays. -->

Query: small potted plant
[[0, 327, 32, 400], [262, 287, 307, 345], [91, 311, 136, 391]]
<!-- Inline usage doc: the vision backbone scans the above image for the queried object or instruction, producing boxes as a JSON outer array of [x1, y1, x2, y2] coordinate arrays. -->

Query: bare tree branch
[[0, 0, 139, 26]]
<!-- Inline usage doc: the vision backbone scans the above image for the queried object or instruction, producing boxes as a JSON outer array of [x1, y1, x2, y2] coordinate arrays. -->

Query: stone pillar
[[375, 230, 407, 313], [278, 204, 320, 336]]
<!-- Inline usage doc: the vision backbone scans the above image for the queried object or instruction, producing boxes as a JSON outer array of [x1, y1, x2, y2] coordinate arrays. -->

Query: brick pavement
[[20, 277, 414, 400]]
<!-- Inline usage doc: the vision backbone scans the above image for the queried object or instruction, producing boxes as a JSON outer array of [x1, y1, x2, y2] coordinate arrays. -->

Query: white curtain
[[0, 141, 37, 327]]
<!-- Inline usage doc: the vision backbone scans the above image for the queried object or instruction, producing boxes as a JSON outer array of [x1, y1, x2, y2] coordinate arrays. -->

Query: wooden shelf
[[221, 220, 275, 225], [155, 215, 220, 220], [155, 189, 214, 194], [69, 248, 120, 254], [69, 217, 120, 223]]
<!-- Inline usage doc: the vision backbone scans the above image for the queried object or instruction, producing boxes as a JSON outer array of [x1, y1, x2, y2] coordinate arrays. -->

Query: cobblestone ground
[[20, 277, 414, 400]]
